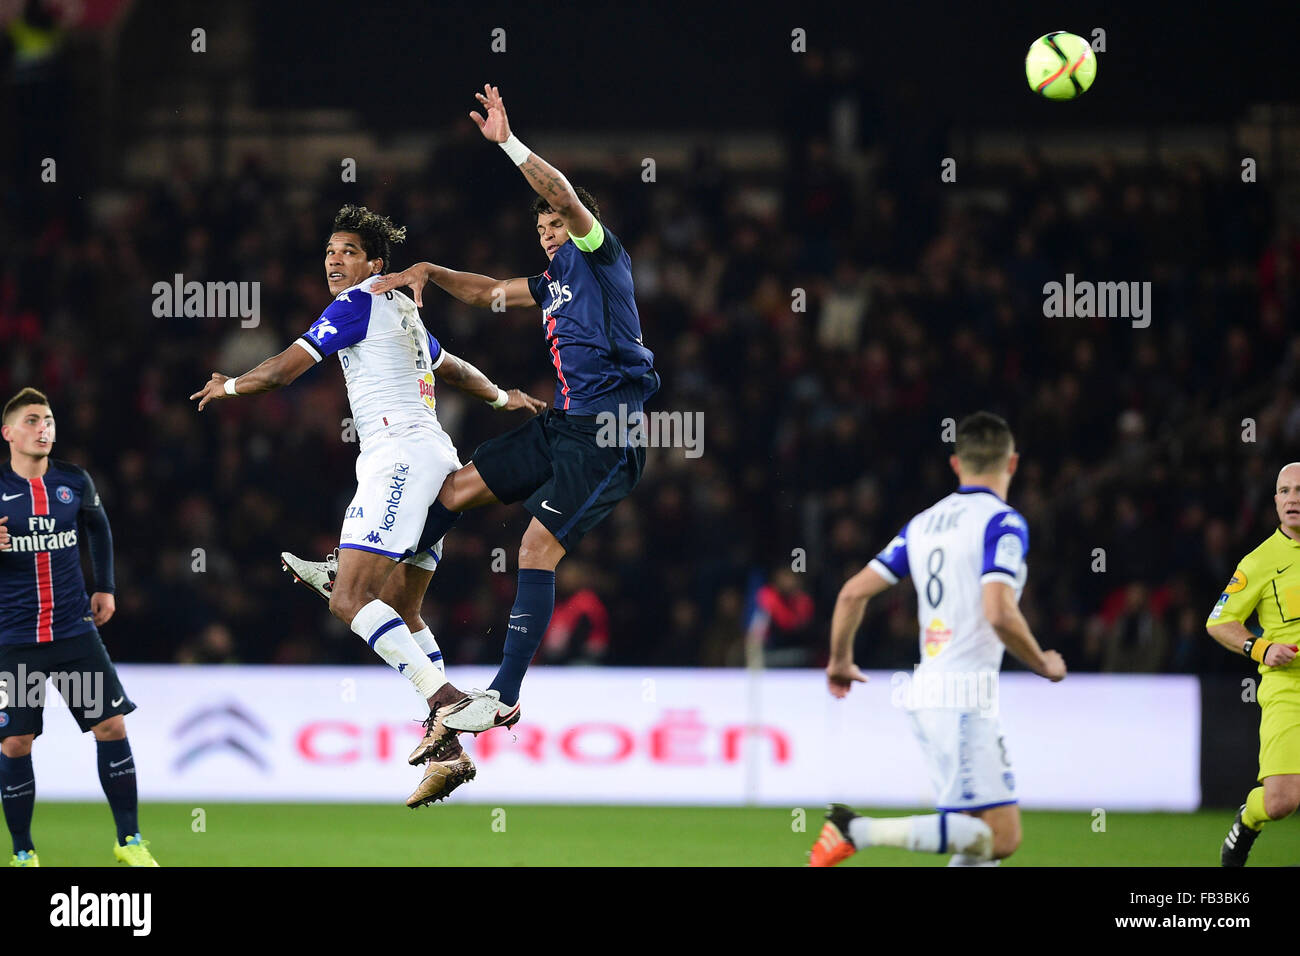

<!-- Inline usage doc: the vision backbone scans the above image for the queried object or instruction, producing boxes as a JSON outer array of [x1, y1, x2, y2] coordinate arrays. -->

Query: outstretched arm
[[370, 264, 535, 310], [470, 83, 595, 239], [190, 344, 317, 410]]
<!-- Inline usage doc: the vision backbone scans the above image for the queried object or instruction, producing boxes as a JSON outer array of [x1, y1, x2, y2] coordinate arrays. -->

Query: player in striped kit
[[810, 412, 1066, 867], [190, 205, 546, 807], [0, 388, 158, 867]]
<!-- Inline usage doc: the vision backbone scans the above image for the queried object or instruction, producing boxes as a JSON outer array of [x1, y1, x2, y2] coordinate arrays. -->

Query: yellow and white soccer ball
[[1025, 31, 1097, 100]]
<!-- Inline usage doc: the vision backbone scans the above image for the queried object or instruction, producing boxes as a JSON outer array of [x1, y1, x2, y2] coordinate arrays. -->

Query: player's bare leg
[[957, 803, 1021, 865], [441, 518, 565, 734], [438, 462, 500, 512], [0, 735, 34, 758], [1262, 772, 1300, 820], [518, 517, 567, 570]]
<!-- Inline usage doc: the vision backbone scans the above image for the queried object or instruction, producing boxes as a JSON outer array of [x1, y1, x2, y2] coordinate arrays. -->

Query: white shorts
[[339, 422, 461, 571], [908, 708, 1018, 812]]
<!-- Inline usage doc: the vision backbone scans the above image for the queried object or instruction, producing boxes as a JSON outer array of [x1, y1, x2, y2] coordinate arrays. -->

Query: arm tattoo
[[520, 155, 575, 209]]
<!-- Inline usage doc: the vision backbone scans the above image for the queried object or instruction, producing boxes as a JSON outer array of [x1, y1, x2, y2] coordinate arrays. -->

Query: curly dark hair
[[331, 204, 407, 273], [531, 187, 601, 224]]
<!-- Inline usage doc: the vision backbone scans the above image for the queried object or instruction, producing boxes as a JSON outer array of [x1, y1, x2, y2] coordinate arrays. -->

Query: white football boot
[[280, 549, 338, 602], [440, 689, 522, 734]]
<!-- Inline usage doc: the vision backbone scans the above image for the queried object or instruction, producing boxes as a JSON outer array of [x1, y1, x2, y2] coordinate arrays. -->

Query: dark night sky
[[250, 1, 1289, 132]]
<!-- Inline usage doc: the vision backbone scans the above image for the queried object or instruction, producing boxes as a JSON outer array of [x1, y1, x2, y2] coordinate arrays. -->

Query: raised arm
[[370, 264, 535, 310], [470, 83, 595, 238]]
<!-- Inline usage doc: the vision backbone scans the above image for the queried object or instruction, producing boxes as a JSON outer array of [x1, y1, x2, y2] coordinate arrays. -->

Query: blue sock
[[489, 568, 556, 706], [416, 500, 462, 552], [96, 738, 139, 844], [0, 753, 36, 854]]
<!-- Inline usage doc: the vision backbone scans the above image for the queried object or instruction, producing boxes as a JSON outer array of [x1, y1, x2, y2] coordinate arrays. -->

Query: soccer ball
[[1025, 31, 1097, 100]]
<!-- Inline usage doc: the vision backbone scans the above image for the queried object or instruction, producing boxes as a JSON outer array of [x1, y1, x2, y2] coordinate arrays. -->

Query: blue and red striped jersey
[[526, 224, 658, 414], [0, 459, 114, 645]]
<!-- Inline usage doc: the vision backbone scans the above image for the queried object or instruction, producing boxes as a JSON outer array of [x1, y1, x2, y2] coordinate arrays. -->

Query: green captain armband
[[570, 217, 605, 252]]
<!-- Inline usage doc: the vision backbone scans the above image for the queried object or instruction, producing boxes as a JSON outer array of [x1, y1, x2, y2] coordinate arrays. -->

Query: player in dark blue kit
[[0, 388, 158, 867], [371, 83, 659, 753]]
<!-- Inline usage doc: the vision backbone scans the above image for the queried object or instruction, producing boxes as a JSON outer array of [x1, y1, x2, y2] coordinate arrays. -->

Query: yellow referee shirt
[[1208, 528, 1300, 682]]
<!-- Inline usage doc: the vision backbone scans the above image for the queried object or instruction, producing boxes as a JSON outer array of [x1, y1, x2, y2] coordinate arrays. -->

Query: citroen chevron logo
[[173, 702, 271, 772]]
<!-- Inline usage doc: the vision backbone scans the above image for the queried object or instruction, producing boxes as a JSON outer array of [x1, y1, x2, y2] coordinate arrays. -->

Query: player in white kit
[[191, 205, 545, 806], [809, 412, 1066, 867]]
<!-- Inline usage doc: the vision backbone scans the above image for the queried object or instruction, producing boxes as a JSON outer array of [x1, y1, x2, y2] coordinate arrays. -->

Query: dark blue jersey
[[526, 222, 659, 414], [0, 459, 114, 645]]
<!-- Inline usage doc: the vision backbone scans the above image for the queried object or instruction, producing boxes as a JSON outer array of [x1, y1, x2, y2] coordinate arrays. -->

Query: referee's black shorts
[[0, 631, 136, 738], [471, 409, 646, 552]]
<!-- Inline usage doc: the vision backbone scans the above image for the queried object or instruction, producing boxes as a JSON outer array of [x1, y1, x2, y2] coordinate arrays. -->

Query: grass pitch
[[24, 803, 1300, 866]]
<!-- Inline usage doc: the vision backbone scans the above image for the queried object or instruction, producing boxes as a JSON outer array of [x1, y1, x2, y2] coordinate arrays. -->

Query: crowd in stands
[[3, 99, 1297, 677]]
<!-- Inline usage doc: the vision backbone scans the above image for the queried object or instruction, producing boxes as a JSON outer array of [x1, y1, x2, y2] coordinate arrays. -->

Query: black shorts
[[471, 409, 646, 551], [0, 631, 136, 738]]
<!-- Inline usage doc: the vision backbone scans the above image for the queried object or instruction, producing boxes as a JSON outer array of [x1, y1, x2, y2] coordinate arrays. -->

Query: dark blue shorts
[[0, 631, 135, 738], [471, 409, 646, 551]]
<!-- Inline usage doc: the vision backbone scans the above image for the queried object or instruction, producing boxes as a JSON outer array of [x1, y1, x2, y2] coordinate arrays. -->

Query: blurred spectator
[[540, 562, 610, 665], [749, 569, 816, 667], [0, 77, 1293, 677]]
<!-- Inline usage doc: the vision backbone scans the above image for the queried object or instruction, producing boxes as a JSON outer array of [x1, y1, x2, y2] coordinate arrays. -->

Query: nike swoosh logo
[[509, 613, 531, 619], [1, 494, 21, 501], [111, 696, 124, 707], [5, 781, 33, 791], [109, 757, 133, 768], [1279, 566, 1292, 574], [540, 500, 562, 514]]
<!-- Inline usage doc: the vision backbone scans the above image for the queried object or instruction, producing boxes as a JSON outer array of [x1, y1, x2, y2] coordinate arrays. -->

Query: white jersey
[[294, 275, 450, 449], [869, 486, 1029, 678]]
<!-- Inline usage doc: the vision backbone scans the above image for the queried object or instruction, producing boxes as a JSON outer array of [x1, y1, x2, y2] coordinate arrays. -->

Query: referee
[[1207, 461, 1300, 866]]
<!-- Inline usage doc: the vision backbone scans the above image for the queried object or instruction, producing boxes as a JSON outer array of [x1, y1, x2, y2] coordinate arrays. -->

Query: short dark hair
[[955, 412, 1014, 472], [3, 387, 50, 425], [331, 204, 407, 273], [531, 187, 601, 224]]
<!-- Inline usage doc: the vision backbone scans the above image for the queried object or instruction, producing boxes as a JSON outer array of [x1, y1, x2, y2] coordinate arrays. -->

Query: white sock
[[409, 627, 446, 674], [849, 813, 993, 859], [350, 599, 446, 699], [947, 854, 1001, 866]]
